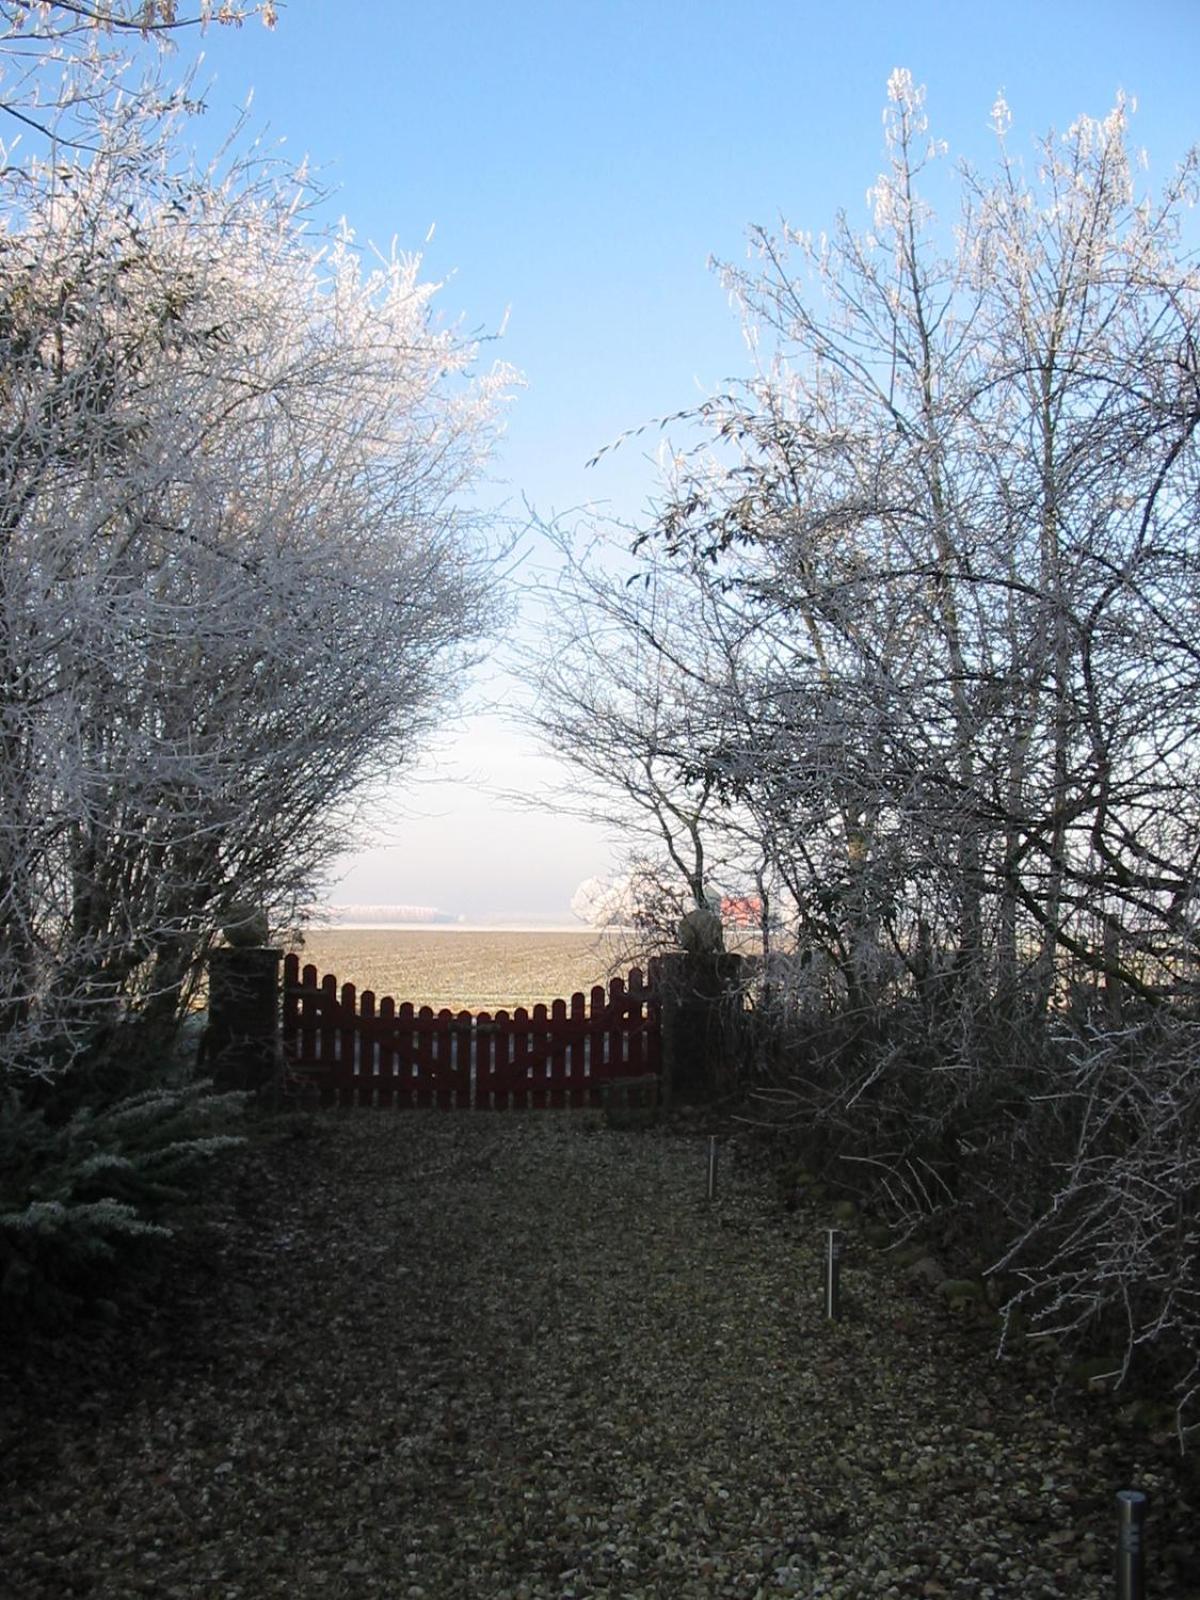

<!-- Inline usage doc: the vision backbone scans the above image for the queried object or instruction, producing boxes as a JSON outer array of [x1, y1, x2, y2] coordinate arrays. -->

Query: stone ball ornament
[[220, 902, 271, 948], [677, 905, 724, 954]]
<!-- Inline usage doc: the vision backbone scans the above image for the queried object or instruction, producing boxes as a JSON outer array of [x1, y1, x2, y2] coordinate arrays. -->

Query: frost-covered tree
[[0, 1, 273, 32], [0, 2, 278, 143], [524, 527, 728, 914], [519, 516, 804, 971], [0, 81, 510, 1089], [648, 74, 1200, 1022], [548, 76, 1200, 1431]]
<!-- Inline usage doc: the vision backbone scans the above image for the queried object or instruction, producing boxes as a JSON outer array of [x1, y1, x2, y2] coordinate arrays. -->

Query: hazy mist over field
[[319, 768, 621, 928]]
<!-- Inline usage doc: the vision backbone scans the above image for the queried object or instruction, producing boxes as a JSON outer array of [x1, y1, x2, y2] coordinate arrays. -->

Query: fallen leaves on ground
[[1, 1110, 1197, 1599]]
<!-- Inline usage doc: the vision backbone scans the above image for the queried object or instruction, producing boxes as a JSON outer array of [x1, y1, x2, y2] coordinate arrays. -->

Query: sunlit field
[[291, 929, 647, 1013]]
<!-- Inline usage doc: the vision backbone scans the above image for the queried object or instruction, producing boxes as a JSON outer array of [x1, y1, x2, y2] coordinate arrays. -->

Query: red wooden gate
[[281, 953, 661, 1109]]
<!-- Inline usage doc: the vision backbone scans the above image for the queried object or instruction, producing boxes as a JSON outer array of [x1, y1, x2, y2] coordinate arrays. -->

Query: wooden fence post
[[207, 945, 283, 1093]]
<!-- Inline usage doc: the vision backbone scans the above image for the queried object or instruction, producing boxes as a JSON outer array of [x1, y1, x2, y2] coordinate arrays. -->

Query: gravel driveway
[[1, 1110, 1196, 1598]]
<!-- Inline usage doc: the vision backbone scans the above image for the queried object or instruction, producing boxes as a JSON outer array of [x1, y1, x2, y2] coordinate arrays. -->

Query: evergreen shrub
[[0, 1078, 247, 1330]]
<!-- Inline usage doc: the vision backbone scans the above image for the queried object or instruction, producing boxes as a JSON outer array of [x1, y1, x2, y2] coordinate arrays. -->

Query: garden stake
[[706, 1135, 719, 1200], [825, 1229, 842, 1321], [1115, 1488, 1147, 1600]]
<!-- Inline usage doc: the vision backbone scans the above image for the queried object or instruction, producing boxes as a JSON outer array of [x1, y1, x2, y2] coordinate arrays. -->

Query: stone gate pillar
[[206, 945, 282, 1093], [658, 920, 744, 1105]]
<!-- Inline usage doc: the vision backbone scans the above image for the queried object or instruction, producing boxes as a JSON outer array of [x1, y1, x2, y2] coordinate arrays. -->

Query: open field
[[291, 928, 644, 1012]]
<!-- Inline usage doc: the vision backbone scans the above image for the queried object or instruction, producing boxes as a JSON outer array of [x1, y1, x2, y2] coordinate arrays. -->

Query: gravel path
[[1, 1111, 1197, 1599]]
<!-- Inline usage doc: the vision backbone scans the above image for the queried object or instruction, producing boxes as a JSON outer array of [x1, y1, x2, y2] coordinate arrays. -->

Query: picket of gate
[[281, 952, 661, 1109]]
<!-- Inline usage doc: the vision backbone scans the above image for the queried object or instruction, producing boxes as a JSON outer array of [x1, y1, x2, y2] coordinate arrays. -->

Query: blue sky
[[185, 2, 1198, 923]]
